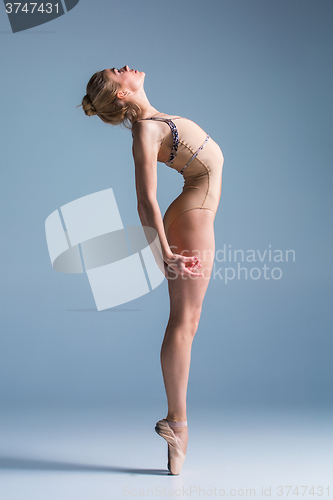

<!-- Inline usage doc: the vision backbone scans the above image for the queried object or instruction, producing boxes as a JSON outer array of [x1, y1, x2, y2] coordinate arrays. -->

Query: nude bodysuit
[[133, 116, 223, 237]]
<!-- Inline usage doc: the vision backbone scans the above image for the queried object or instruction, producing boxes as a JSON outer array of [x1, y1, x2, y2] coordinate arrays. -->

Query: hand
[[163, 253, 203, 277]]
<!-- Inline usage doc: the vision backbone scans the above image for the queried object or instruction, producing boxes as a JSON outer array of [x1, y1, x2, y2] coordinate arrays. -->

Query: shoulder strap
[[137, 117, 169, 122], [132, 117, 169, 134], [135, 116, 181, 123]]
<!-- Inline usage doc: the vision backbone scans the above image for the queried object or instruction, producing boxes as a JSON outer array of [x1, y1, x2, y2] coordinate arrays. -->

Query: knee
[[188, 317, 200, 339], [170, 305, 202, 339], [187, 307, 202, 334]]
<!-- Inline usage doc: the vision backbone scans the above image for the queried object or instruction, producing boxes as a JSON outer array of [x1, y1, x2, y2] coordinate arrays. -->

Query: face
[[105, 65, 145, 93]]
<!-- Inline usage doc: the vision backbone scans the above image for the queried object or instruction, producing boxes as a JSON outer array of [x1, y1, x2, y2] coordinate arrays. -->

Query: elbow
[[137, 197, 156, 215]]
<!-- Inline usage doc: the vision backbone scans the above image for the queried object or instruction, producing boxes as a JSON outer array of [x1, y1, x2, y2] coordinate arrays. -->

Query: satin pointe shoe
[[155, 418, 187, 475]]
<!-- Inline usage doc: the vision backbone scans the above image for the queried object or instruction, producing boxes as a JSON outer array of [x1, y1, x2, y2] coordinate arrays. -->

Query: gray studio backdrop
[[1, 0, 332, 410]]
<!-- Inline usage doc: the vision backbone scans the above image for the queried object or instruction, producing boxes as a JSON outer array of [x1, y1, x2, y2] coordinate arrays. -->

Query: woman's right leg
[[160, 208, 216, 454]]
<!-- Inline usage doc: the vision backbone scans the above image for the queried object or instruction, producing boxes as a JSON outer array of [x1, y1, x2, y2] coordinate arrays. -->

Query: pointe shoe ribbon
[[155, 418, 187, 475]]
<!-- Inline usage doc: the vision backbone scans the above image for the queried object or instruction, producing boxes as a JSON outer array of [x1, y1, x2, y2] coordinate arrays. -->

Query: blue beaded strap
[[143, 117, 179, 166], [180, 135, 210, 175]]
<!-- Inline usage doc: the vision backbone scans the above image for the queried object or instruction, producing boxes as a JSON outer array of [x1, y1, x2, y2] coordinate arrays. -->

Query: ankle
[[166, 413, 187, 423], [166, 414, 187, 427], [168, 420, 187, 429]]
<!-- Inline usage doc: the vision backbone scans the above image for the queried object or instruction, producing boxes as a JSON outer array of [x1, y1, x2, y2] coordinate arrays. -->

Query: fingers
[[183, 261, 203, 277], [182, 256, 202, 270], [168, 254, 201, 265], [182, 255, 203, 276], [172, 266, 204, 277], [187, 260, 201, 271], [188, 260, 201, 270], [165, 254, 204, 277], [183, 268, 204, 277], [182, 255, 200, 264]]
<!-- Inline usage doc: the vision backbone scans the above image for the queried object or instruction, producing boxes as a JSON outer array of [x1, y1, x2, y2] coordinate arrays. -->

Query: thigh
[[165, 208, 216, 316]]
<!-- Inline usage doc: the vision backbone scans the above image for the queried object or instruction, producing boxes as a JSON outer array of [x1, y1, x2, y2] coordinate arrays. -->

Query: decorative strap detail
[[141, 117, 179, 166], [167, 420, 188, 428], [164, 119, 179, 167], [180, 135, 210, 175]]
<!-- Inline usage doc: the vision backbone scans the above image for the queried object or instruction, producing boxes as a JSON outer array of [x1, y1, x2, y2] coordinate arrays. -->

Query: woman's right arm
[[132, 121, 203, 277]]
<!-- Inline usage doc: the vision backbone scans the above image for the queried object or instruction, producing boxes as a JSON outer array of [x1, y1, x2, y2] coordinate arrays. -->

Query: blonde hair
[[79, 70, 140, 129]]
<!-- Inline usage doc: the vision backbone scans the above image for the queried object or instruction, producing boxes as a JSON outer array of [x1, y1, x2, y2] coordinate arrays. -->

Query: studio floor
[[0, 404, 332, 499]]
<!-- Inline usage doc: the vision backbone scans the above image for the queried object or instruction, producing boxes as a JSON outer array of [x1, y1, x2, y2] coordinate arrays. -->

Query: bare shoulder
[[132, 120, 167, 165], [132, 121, 161, 163], [132, 119, 163, 143]]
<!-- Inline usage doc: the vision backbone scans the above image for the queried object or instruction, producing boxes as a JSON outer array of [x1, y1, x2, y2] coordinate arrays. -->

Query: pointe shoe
[[155, 418, 187, 475]]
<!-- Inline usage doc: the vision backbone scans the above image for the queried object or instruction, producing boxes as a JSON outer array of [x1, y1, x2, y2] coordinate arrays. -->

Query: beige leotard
[[133, 116, 223, 237]]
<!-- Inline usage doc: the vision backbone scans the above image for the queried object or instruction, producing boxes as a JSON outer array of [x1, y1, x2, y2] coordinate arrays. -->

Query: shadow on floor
[[0, 456, 169, 476]]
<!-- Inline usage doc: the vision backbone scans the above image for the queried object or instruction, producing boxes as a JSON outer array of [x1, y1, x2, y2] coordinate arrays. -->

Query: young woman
[[81, 65, 224, 475]]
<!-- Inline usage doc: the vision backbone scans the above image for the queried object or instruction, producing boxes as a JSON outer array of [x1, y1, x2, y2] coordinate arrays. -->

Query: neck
[[128, 87, 161, 122]]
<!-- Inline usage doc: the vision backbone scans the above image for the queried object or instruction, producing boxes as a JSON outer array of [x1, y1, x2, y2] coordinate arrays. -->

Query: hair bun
[[82, 94, 97, 116]]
